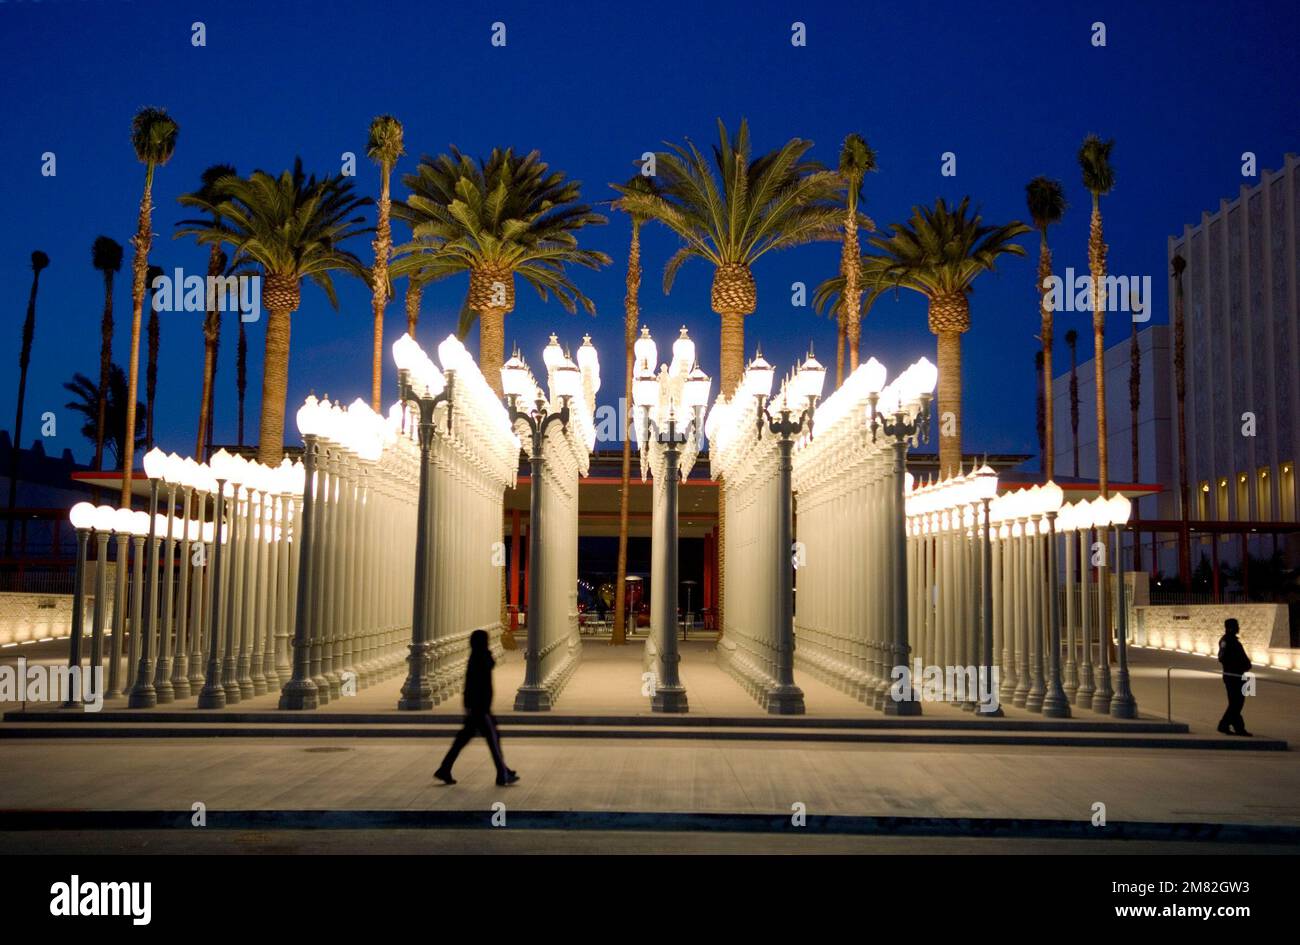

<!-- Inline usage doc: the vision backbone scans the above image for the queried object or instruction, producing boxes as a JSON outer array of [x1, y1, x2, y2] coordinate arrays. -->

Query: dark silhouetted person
[[1217, 618, 1253, 736], [434, 629, 519, 785]]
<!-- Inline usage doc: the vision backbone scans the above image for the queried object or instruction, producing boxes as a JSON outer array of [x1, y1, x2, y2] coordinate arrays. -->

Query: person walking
[[1216, 618, 1253, 737], [434, 629, 519, 785]]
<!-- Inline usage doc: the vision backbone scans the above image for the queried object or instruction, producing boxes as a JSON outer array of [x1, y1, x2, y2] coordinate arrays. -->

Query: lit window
[[1281, 463, 1295, 521], [1217, 478, 1230, 521], [1197, 481, 1210, 519], [1236, 473, 1251, 521], [1258, 467, 1273, 521]]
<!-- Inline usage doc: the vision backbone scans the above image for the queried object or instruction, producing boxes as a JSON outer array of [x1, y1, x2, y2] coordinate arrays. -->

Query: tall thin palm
[[392, 147, 609, 395], [177, 159, 372, 465], [367, 115, 404, 410], [5, 251, 50, 556], [145, 264, 163, 450], [1026, 176, 1067, 480], [121, 107, 178, 506], [609, 174, 660, 647], [864, 197, 1029, 476], [612, 118, 848, 398], [64, 364, 144, 470], [176, 164, 236, 459], [837, 133, 878, 383], [1079, 134, 1116, 497], [91, 237, 124, 471]]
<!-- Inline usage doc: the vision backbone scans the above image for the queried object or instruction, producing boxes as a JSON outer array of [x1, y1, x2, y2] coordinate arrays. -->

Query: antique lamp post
[[1107, 493, 1137, 718], [633, 329, 711, 713], [868, 358, 937, 716], [502, 341, 576, 711], [392, 334, 456, 711], [128, 446, 168, 707], [749, 348, 825, 715], [64, 502, 95, 707]]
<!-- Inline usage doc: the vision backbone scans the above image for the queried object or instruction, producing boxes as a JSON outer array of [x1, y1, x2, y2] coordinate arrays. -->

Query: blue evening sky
[[1, 0, 1296, 465]]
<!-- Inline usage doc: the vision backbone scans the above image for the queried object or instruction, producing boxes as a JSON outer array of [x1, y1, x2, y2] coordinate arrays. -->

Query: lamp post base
[[1042, 692, 1072, 718], [279, 679, 319, 711], [651, 686, 689, 713], [764, 685, 804, 716], [514, 685, 552, 712], [196, 686, 226, 709], [1109, 690, 1137, 719]]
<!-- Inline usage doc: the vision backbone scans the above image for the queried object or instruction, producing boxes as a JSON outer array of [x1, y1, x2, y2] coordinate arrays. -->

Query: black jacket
[[1217, 635, 1251, 676], [463, 649, 495, 714]]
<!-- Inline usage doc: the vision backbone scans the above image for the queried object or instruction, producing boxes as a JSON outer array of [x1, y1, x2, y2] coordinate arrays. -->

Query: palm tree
[[1172, 254, 1191, 584], [91, 237, 124, 471], [401, 273, 426, 336], [145, 264, 163, 450], [614, 118, 845, 640], [837, 133, 878, 382], [612, 118, 846, 398], [120, 107, 179, 506], [1066, 328, 1080, 476], [64, 365, 144, 470], [177, 159, 372, 465], [393, 147, 609, 395], [864, 197, 1029, 476], [812, 257, 885, 356], [1026, 176, 1067, 480], [5, 250, 50, 556], [367, 115, 404, 411], [609, 174, 661, 647], [1079, 134, 1116, 497], [176, 164, 236, 460]]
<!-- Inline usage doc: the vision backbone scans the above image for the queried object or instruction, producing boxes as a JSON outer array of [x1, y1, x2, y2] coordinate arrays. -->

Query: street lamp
[[128, 446, 167, 707], [748, 348, 825, 715], [503, 347, 571, 712], [65, 501, 95, 707], [392, 333, 455, 711], [1090, 494, 1115, 713], [1039, 480, 1070, 718], [868, 357, 936, 716], [198, 449, 234, 708], [633, 334, 711, 713], [1107, 492, 1137, 718], [107, 505, 135, 699], [969, 464, 1002, 715]]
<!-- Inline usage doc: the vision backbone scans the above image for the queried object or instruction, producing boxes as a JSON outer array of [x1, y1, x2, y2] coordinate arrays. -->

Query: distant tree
[[65, 364, 144, 470]]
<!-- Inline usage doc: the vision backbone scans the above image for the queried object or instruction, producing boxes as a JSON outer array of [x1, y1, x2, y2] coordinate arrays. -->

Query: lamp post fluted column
[[980, 497, 1003, 715], [282, 441, 321, 709], [1042, 508, 1071, 717], [198, 479, 229, 708], [650, 418, 691, 713], [397, 369, 454, 711], [1110, 519, 1138, 718], [108, 527, 130, 699], [63, 519, 90, 707], [127, 475, 161, 708], [153, 478, 178, 703], [511, 392, 568, 712]]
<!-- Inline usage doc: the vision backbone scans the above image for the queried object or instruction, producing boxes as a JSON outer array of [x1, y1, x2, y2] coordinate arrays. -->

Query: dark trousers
[[439, 711, 507, 777], [1219, 675, 1247, 733]]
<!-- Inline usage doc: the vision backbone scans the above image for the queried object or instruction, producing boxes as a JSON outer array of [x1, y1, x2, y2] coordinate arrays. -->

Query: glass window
[[1217, 478, 1230, 521], [1236, 473, 1251, 521], [1257, 467, 1273, 521], [1281, 463, 1295, 521], [1198, 481, 1210, 519]]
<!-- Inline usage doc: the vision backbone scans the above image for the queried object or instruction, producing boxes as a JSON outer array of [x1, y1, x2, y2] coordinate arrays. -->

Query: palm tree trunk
[[404, 280, 423, 337], [716, 307, 749, 640], [256, 302, 293, 466], [842, 203, 861, 373], [1089, 195, 1109, 497], [1038, 234, 1055, 481], [370, 164, 393, 411], [935, 329, 963, 477], [195, 245, 223, 459], [120, 167, 155, 506], [93, 270, 115, 471], [146, 303, 159, 451], [477, 307, 506, 398], [5, 264, 45, 556], [835, 316, 845, 386], [613, 223, 641, 647]]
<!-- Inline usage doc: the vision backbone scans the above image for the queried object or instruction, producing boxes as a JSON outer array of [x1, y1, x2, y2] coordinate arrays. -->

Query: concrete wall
[[1133, 602, 1296, 669], [0, 563, 118, 646]]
